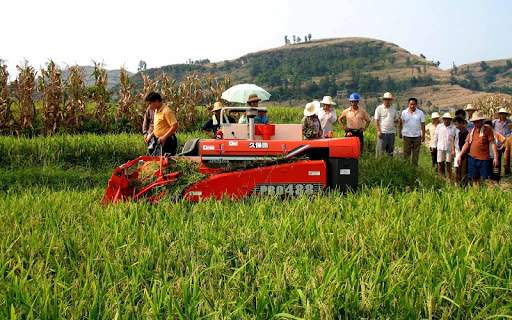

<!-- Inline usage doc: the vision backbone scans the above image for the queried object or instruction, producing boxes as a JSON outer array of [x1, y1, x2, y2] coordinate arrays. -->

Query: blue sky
[[3, 0, 512, 77]]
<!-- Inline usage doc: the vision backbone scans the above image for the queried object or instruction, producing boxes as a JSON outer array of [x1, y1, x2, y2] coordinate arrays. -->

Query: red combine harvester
[[102, 106, 360, 205]]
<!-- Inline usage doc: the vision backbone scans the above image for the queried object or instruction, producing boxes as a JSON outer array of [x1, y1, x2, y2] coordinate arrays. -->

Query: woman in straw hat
[[201, 101, 236, 139], [425, 112, 441, 167], [317, 96, 337, 137], [301, 101, 322, 139]]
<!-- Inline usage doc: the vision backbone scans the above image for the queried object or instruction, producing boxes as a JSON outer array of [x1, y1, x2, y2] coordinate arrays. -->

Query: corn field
[[0, 60, 232, 136]]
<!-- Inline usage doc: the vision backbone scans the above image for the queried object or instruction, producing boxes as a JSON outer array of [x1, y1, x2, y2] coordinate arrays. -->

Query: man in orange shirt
[[458, 112, 498, 189], [144, 92, 179, 156], [338, 93, 370, 152]]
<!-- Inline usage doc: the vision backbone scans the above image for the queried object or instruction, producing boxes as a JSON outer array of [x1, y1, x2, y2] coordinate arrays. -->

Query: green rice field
[[1, 106, 511, 319]]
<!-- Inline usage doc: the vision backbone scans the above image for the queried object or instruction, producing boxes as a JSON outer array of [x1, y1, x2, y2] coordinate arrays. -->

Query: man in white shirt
[[431, 113, 456, 181], [399, 98, 425, 166], [374, 92, 399, 156], [317, 96, 337, 137]]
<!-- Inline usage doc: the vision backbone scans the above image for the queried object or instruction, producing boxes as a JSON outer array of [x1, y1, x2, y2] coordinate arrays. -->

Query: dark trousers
[[376, 133, 395, 156], [403, 136, 422, 166], [456, 155, 469, 187], [346, 129, 364, 153], [152, 134, 177, 156], [430, 148, 437, 168]]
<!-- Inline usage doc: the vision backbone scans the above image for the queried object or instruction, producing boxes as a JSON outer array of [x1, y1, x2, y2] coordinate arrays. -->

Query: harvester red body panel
[[102, 108, 361, 205]]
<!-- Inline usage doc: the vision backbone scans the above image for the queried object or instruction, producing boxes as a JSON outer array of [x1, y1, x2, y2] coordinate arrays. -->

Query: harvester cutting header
[[102, 85, 360, 205]]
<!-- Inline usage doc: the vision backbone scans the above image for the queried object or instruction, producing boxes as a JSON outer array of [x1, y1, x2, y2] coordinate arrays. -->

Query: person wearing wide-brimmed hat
[[317, 96, 337, 137], [374, 92, 399, 156], [431, 113, 456, 181], [201, 101, 236, 139], [465, 104, 477, 130], [424, 112, 441, 167], [301, 101, 321, 139], [338, 93, 371, 152], [144, 92, 179, 156], [399, 98, 426, 166], [458, 111, 499, 189], [425, 112, 441, 167], [492, 108, 512, 175]]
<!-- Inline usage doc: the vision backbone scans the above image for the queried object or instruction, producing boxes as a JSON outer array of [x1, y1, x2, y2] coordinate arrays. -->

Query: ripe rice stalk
[[12, 60, 37, 136], [63, 65, 88, 132], [38, 60, 64, 135], [116, 67, 138, 130], [0, 60, 14, 134], [91, 61, 111, 131], [473, 93, 512, 120]]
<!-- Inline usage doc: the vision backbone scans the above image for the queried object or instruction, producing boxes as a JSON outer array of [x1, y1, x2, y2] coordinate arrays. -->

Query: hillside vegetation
[[129, 37, 511, 111]]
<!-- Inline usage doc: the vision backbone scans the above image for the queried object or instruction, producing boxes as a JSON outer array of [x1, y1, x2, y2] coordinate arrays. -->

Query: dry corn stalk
[[38, 60, 64, 135], [12, 60, 36, 136], [91, 61, 111, 130], [117, 67, 138, 130], [473, 93, 512, 119], [0, 59, 14, 134], [63, 65, 88, 131]]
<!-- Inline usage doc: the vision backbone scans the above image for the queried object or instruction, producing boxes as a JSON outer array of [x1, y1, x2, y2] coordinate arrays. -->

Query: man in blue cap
[[338, 93, 370, 152]]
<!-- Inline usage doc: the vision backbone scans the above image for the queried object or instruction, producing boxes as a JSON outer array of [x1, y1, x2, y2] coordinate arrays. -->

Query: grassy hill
[[449, 59, 512, 94], [127, 37, 511, 112], [61, 66, 134, 89]]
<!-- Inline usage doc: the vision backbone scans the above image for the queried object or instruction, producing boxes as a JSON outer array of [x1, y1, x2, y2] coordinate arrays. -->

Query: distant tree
[[450, 76, 457, 86], [451, 62, 458, 75], [420, 53, 426, 59], [304, 35, 308, 42], [480, 61, 489, 71], [297, 36, 302, 43], [389, 56, 396, 67], [507, 60, 512, 69], [423, 64, 427, 73], [416, 66, 421, 74], [308, 34, 312, 41], [435, 61, 441, 67], [406, 56, 411, 67], [137, 60, 147, 72], [284, 35, 288, 46], [293, 35, 296, 44]]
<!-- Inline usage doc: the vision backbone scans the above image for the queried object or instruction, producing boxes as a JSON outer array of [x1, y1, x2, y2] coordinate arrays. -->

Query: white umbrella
[[221, 83, 271, 104]]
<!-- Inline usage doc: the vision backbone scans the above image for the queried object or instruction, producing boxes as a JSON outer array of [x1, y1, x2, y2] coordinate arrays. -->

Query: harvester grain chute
[[102, 106, 360, 205]]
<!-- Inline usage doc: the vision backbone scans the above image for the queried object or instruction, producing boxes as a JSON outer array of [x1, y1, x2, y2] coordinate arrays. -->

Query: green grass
[[1, 108, 512, 318], [1, 188, 511, 318]]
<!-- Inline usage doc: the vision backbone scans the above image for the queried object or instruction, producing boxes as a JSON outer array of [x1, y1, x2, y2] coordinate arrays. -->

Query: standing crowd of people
[[142, 90, 512, 188]]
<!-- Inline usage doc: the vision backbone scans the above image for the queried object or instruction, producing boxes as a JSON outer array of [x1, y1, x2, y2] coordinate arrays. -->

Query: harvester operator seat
[[178, 138, 201, 156]]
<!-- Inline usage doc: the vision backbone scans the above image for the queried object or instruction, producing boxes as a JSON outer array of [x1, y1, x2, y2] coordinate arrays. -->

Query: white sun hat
[[497, 108, 510, 114], [431, 112, 441, 119], [381, 92, 394, 100], [304, 101, 320, 116], [442, 112, 453, 119], [320, 96, 336, 106]]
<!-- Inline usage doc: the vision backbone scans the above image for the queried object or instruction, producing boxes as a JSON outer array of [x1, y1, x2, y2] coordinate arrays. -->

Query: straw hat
[[431, 112, 441, 119], [442, 112, 453, 119], [247, 94, 261, 103], [470, 111, 486, 122], [381, 92, 394, 100], [212, 101, 224, 111], [497, 108, 510, 114], [465, 104, 477, 111], [320, 96, 336, 106], [304, 101, 320, 116]]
